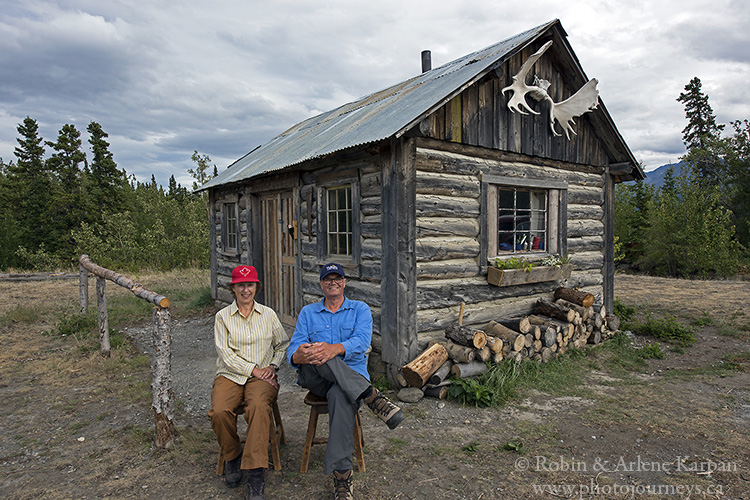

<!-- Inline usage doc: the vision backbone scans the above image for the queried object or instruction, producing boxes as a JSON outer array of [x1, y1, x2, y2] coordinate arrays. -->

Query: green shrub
[[638, 343, 666, 359], [631, 313, 696, 346], [43, 312, 97, 341], [613, 299, 637, 323]]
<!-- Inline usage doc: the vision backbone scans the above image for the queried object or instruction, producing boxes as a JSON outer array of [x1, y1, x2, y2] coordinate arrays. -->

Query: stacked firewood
[[400, 287, 619, 398]]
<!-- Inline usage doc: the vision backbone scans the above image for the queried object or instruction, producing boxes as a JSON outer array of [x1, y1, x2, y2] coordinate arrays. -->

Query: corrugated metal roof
[[198, 20, 558, 191]]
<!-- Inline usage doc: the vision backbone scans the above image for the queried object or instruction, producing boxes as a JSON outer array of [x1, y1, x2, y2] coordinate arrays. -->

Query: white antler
[[502, 41, 553, 115], [502, 40, 600, 141]]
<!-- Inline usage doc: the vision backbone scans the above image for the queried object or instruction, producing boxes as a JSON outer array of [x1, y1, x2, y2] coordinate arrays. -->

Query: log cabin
[[196, 19, 645, 378]]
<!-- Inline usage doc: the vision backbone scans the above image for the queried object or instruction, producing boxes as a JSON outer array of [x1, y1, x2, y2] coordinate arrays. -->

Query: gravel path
[[125, 314, 304, 417]]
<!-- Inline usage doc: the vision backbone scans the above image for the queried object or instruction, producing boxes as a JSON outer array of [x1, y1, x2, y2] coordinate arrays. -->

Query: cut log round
[[450, 361, 488, 379], [430, 341, 475, 363], [533, 339, 543, 352], [542, 326, 557, 348], [424, 385, 449, 399], [536, 298, 576, 323], [554, 286, 595, 308], [428, 360, 453, 386], [493, 351, 504, 364], [587, 330, 602, 344], [401, 343, 449, 388], [592, 312, 602, 328], [532, 325, 541, 340], [606, 314, 620, 331], [528, 315, 574, 338], [484, 320, 526, 352], [555, 298, 592, 321], [476, 346, 492, 362], [498, 317, 531, 334], [445, 324, 486, 349], [485, 335, 504, 354]]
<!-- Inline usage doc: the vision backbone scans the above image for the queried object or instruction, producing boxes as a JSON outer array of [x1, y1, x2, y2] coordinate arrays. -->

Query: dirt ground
[[1, 273, 749, 499]]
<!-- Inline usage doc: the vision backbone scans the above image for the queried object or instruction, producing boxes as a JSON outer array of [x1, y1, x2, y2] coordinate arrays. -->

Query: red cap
[[231, 265, 260, 284]]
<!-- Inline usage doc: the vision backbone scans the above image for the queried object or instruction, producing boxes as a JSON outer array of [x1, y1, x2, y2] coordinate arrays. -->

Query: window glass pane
[[495, 186, 547, 255], [516, 191, 530, 209], [329, 234, 338, 254], [498, 189, 514, 209]]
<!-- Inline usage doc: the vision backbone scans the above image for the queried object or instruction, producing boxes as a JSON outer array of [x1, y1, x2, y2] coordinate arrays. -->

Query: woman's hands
[[252, 365, 278, 388]]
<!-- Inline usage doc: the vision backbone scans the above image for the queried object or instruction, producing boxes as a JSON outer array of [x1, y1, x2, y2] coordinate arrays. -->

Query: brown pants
[[208, 376, 278, 470]]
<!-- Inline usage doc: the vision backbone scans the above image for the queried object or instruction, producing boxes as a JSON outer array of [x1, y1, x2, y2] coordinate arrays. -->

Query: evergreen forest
[[1, 77, 748, 277]]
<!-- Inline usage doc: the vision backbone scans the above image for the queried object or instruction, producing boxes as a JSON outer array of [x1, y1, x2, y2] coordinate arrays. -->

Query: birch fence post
[[152, 306, 175, 448], [78, 254, 174, 448], [96, 277, 110, 358], [79, 265, 89, 314]]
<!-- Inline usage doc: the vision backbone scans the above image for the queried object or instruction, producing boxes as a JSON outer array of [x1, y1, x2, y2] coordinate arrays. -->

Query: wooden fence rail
[[78, 254, 175, 449]]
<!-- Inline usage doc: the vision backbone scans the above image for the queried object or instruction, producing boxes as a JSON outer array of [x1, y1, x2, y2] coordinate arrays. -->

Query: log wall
[[413, 141, 605, 343]]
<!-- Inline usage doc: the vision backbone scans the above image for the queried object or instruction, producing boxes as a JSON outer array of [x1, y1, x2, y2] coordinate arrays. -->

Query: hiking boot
[[224, 454, 242, 488], [245, 468, 266, 500], [364, 387, 405, 429], [333, 469, 354, 500]]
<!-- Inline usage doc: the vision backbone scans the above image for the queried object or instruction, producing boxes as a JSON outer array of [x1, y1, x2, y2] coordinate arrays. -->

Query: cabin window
[[326, 185, 353, 256], [222, 202, 238, 253], [317, 178, 360, 266], [483, 174, 567, 263], [497, 188, 547, 254]]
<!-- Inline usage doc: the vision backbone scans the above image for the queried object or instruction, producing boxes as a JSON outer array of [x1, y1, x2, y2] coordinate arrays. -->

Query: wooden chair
[[300, 391, 365, 473], [216, 399, 285, 475]]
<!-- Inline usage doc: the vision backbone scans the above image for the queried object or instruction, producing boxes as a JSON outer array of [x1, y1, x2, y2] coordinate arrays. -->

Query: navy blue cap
[[320, 262, 345, 280]]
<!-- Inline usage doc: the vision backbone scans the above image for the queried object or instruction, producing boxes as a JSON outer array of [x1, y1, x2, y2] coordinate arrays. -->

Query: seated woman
[[207, 265, 289, 500]]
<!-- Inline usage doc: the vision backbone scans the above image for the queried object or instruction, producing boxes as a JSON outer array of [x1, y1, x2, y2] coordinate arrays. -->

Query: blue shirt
[[286, 296, 372, 381]]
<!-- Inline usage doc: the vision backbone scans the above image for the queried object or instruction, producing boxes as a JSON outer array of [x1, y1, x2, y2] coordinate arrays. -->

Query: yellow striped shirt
[[214, 300, 289, 385]]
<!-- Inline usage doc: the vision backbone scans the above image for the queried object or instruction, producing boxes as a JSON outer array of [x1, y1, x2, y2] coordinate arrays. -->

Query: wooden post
[[78, 254, 174, 449], [153, 306, 175, 449], [79, 265, 89, 314], [96, 277, 110, 358]]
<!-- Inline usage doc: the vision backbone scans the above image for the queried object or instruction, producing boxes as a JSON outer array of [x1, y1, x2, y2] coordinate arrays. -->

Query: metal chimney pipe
[[421, 50, 432, 73]]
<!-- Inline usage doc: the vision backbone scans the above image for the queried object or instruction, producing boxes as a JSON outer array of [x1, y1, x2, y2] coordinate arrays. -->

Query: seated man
[[287, 263, 405, 500]]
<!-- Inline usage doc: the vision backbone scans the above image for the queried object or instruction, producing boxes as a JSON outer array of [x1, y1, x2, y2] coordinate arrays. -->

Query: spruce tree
[[11, 117, 52, 254], [677, 77, 725, 185], [45, 124, 89, 258], [87, 122, 127, 218]]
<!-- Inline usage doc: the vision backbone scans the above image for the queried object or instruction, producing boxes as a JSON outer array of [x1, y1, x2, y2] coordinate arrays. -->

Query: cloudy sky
[[1, 1, 748, 188]]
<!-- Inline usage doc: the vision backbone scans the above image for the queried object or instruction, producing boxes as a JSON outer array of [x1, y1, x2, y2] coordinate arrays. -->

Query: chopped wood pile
[[400, 287, 619, 399]]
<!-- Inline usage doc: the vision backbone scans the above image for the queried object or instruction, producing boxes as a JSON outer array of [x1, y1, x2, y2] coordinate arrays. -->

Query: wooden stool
[[300, 391, 365, 473], [216, 399, 285, 475]]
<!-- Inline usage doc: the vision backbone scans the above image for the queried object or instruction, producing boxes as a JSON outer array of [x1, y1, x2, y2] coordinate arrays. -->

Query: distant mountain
[[643, 161, 686, 189]]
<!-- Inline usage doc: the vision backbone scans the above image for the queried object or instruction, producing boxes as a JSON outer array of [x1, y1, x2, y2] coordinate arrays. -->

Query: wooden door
[[261, 191, 297, 325]]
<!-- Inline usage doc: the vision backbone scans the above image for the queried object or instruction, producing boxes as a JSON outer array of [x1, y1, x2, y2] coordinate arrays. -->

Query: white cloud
[[1, 0, 748, 186]]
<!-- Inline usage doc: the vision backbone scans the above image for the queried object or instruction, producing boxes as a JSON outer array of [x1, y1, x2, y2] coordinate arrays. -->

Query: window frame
[[221, 199, 240, 256], [317, 177, 361, 265], [481, 174, 567, 270]]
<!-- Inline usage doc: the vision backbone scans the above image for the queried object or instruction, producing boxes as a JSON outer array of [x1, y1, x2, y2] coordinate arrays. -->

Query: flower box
[[487, 263, 573, 287]]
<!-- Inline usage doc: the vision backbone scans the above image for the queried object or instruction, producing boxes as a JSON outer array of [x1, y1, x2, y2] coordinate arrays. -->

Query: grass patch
[[0, 305, 44, 327], [623, 313, 696, 346], [448, 348, 599, 407], [666, 351, 749, 379], [187, 286, 213, 311], [690, 312, 714, 328]]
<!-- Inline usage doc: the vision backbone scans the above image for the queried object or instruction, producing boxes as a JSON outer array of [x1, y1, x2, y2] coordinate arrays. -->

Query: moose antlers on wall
[[502, 40, 599, 140]]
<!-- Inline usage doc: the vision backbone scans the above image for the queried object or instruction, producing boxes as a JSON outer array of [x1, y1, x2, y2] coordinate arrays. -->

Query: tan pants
[[208, 375, 278, 470]]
